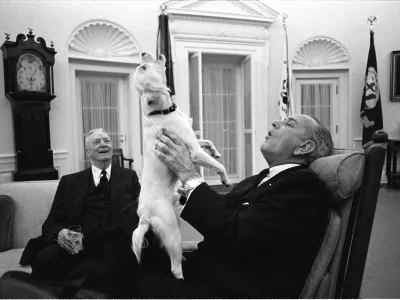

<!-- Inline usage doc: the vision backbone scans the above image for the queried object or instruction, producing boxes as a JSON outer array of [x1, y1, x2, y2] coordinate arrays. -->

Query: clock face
[[16, 53, 47, 92]]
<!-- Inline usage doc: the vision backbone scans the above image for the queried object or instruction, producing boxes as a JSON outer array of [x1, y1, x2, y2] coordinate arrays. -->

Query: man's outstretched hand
[[155, 129, 201, 183]]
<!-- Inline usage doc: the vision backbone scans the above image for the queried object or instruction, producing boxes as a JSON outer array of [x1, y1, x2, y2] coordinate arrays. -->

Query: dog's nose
[[141, 52, 146, 57]]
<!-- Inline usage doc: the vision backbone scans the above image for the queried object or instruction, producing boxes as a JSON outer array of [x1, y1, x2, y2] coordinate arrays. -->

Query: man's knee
[[31, 243, 70, 278], [68, 260, 105, 280]]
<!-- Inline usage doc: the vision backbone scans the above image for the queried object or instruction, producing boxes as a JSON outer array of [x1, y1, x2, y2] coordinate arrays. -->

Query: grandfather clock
[[1, 29, 58, 181]]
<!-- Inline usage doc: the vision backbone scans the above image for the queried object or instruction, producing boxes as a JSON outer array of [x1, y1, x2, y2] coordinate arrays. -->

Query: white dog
[[132, 52, 231, 279]]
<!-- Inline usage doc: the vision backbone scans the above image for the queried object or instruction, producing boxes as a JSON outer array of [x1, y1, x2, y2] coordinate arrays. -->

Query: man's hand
[[57, 229, 76, 254], [155, 129, 200, 183]]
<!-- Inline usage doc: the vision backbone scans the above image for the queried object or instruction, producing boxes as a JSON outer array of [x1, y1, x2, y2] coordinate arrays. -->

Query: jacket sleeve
[[131, 170, 141, 202], [41, 176, 69, 242], [114, 170, 141, 236], [180, 170, 329, 255]]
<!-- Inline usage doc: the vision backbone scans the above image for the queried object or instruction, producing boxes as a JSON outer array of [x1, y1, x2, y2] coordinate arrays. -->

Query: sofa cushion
[[310, 151, 366, 205], [0, 195, 15, 252], [0, 181, 58, 249], [0, 248, 31, 278]]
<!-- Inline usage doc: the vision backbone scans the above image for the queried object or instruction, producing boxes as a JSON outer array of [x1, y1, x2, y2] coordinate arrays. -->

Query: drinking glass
[[68, 225, 83, 254]]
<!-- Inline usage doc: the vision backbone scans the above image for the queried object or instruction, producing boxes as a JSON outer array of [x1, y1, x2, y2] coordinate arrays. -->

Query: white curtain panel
[[80, 78, 119, 167], [300, 84, 331, 131], [202, 66, 237, 178]]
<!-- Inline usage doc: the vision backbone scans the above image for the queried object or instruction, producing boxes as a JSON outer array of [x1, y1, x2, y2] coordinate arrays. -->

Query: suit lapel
[[241, 166, 307, 205], [110, 166, 124, 214], [72, 168, 91, 220], [250, 168, 270, 188]]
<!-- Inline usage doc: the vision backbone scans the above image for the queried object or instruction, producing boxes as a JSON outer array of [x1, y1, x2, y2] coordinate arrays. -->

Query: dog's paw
[[211, 150, 222, 158], [222, 179, 232, 187]]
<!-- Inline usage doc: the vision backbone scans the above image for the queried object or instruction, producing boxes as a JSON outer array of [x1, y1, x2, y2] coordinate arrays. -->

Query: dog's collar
[[148, 103, 177, 116]]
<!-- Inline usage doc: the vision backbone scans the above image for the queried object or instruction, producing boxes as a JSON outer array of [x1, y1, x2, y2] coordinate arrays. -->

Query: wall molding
[[163, 0, 278, 27], [292, 36, 349, 70], [164, 0, 278, 175], [68, 19, 141, 64], [0, 150, 68, 182]]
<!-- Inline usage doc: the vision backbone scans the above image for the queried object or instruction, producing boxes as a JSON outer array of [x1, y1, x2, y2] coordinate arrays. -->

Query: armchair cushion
[[0, 195, 15, 252], [309, 151, 365, 205]]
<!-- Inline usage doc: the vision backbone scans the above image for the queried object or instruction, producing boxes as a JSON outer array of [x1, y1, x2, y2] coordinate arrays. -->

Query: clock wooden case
[[1, 30, 58, 181]]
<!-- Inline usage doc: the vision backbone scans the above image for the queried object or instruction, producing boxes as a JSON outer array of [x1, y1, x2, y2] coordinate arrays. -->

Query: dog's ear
[[158, 54, 166, 66]]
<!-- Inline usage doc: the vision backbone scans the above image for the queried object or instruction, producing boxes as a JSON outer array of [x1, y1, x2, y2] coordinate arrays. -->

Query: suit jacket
[[21, 165, 140, 264], [181, 166, 331, 298]]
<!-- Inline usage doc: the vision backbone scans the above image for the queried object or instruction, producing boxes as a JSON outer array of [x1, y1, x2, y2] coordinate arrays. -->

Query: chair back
[[112, 149, 134, 169], [300, 130, 387, 298]]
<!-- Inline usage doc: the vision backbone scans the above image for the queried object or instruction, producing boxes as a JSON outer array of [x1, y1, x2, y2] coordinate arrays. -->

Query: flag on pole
[[360, 30, 383, 145], [278, 15, 294, 121], [157, 14, 175, 96]]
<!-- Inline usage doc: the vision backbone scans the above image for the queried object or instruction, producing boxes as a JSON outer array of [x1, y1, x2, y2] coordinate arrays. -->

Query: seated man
[[118, 114, 334, 298], [21, 128, 141, 296]]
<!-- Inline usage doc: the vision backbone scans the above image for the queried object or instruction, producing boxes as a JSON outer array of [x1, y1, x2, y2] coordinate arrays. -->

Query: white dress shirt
[[91, 164, 111, 186], [257, 164, 301, 186], [185, 163, 301, 204]]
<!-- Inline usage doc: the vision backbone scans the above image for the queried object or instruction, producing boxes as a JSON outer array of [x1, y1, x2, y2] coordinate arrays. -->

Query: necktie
[[252, 168, 270, 188], [98, 170, 108, 194]]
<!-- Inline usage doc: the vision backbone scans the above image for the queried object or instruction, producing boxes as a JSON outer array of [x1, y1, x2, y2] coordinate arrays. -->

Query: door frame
[[293, 70, 350, 149], [75, 73, 128, 170], [200, 59, 244, 184], [68, 59, 140, 172]]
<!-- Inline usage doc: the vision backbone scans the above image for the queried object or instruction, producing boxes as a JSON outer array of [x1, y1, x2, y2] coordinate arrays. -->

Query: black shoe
[[0, 271, 59, 299], [0, 271, 86, 299]]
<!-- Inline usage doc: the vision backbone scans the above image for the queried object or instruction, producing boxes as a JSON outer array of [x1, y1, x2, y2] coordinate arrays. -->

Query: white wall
[[0, 0, 399, 181], [0, 0, 163, 181], [264, 1, 400, 147]]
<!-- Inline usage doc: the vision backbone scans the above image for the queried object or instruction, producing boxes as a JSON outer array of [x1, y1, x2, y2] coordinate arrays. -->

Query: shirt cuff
[[182, 183, 202, 208]]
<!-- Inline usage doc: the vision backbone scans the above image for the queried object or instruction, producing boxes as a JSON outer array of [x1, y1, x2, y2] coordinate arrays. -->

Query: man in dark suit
[[126, 114, 334, 298], [24, 128, 141, 296]]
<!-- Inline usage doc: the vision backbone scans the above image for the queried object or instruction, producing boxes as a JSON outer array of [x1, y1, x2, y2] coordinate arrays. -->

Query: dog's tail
[[131, 216, 150, 264]]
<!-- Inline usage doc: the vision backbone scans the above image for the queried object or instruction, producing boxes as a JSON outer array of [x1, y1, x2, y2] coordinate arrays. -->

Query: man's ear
[[293, 140, 315, 156]]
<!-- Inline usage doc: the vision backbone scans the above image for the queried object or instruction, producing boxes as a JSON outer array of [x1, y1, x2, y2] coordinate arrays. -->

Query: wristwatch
[[183, 177, 205, 196]]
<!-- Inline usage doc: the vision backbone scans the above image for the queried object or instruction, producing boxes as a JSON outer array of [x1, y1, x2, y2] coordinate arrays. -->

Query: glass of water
[[68, 225, 83, 254]]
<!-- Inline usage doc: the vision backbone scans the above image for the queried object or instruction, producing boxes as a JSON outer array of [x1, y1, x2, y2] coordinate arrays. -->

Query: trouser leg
[[67, 230, 139, 298], [30, 243, 79, 281]]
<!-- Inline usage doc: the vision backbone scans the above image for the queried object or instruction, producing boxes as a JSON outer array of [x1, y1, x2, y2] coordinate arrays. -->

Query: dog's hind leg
[[191, 149, 231, 186], [164, 230, 184, 279], [152, 213, 184, 279]]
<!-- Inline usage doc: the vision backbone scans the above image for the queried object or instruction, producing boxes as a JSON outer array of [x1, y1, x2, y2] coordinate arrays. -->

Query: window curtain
[[202, 66, 237, 178], [300, 84, 331, 131], [80, 78, 119, 165]]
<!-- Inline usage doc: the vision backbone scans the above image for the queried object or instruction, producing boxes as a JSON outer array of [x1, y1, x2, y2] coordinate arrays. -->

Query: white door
[[189, 52, 252, 184], [76, 74, 128, 169], [294, 78, 341, 147]]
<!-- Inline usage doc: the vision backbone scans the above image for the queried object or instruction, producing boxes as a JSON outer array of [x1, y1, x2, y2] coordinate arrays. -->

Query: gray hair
[[85, 128, 109, 150], [306, 117, 333, 164]]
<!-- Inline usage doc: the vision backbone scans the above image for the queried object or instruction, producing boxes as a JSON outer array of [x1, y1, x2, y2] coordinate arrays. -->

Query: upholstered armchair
[[300, 130, 387, 298]]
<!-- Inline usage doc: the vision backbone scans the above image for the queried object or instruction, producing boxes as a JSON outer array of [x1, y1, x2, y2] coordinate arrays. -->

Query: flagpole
[[360, 15, 383, 145], [283, 14, 294, 116]]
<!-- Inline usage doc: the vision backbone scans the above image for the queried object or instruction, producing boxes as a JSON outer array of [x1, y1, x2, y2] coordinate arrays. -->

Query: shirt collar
[[91, 164, 112, 180], [268, 163, 301, 179]]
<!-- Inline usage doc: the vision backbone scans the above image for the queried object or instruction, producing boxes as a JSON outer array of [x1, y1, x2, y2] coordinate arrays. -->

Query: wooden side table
[[386, 138, 400, 185]]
